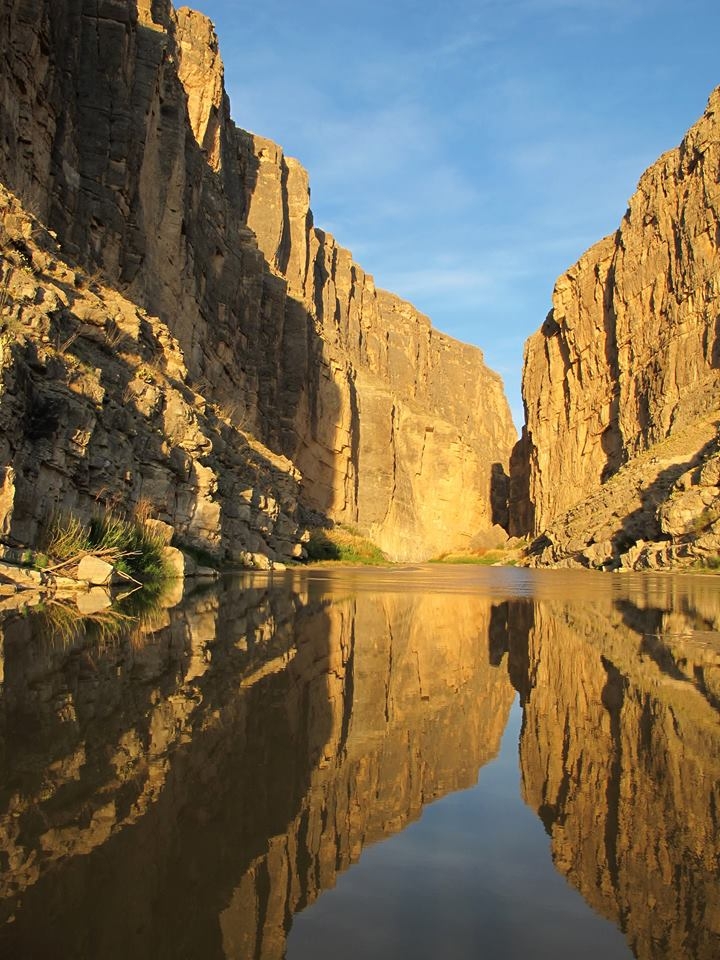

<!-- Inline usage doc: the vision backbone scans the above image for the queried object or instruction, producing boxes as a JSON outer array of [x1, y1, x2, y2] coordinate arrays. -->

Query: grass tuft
[[40, 509, 171, 583], [305, 525, 387, 565], [692, 555, 720, 572], [43, 512, 91, 560], [430, 548, 518, 566]]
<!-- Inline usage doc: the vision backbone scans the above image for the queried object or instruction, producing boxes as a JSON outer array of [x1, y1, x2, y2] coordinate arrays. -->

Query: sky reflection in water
[[288, 695, 633, 960]]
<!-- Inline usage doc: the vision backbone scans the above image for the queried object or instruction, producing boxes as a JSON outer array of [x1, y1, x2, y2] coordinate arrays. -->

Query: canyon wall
[[0, 184, 308, 563], [512, 87, 720, 568], [0, 0, 515, 561]]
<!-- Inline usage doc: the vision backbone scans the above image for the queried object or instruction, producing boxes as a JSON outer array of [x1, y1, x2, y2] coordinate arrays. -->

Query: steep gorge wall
[[512, 88, 720, 562], [241, 132, 516, 557], [0, 0, 515, 560], [0, 184, 307, 562]]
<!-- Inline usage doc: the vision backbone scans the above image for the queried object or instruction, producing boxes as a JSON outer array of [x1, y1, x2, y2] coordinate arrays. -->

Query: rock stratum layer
[[512, 88, 720, 569], [0, 0, 515, 562]]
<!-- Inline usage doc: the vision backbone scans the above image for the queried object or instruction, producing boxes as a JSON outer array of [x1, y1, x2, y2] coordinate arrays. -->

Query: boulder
[[77, 555, 120, 586], [699, 457, 720, 487], [143, 518, 174, 545], [162, 546, 197, 579], [234, 551, 272, 570], [0, 560, 44, 588]]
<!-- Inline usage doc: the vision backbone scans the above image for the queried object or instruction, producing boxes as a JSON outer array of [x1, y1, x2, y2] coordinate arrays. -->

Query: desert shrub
[[305, 529, 341, 561], [305, 526, 387, 565], [429, 549, 517, 566], [89, 513, 169, 581], [41, 509, 170, 583], [43, 512, 91, 560]]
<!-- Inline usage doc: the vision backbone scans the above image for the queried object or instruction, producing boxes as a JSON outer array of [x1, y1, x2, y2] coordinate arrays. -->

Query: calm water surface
[[0, 566, 718, 959]]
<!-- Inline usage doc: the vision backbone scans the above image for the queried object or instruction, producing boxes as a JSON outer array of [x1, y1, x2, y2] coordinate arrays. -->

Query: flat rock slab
[[0, 560, 44, 588], [77, 555, 121, 586]]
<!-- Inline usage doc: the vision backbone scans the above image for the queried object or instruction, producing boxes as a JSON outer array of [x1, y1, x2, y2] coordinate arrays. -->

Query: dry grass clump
[[40, 508, 170, 583], [305, 524, 387, 565]]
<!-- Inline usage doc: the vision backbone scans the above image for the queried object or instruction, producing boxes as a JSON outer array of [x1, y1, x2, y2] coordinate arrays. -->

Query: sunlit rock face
[[0, 0, 515, 561], [507, 582, 720, 960], [0, 184, 308, 563], [238, 130, 516, 559], [511, 88, 720, 567], [0, 580, 514, 958]]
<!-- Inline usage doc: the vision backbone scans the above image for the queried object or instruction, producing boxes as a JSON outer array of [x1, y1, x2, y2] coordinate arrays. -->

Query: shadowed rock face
[[505, 582, 720, 960], [0, 579, 513, 959], [0, 0, 515, 561], [511, 88, 720, 567]]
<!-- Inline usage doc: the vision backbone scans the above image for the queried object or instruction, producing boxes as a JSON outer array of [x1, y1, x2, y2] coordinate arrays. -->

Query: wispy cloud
[[384, 265, 496, 299], [432, 28, 495, 62]]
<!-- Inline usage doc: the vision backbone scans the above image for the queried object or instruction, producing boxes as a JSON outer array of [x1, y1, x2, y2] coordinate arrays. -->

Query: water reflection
[[0, 568, 718, 958], [503, 580, 720, 960]]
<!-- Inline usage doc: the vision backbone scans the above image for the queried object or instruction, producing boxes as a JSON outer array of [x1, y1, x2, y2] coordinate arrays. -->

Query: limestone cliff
[[0, 185, 307, 563], [512, 87, 720, 568], [0, 0, 516, 561], [240, 131, 515, 558]]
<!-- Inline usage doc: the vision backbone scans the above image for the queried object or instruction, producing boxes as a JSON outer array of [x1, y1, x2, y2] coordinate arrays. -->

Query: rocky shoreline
[[0, 539, 223, 614]]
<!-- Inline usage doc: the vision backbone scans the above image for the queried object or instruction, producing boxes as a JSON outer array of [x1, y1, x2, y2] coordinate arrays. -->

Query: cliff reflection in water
[[0, 571, 513, 958], [0, 568, 718, 959], [504, 574, 720, 960]]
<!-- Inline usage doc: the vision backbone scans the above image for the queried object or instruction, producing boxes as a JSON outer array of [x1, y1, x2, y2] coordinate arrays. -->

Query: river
[[0, 566, 717, 958]]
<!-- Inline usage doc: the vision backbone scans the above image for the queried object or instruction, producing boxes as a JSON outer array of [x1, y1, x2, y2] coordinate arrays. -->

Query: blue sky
[[192, 0, 720, 428]]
